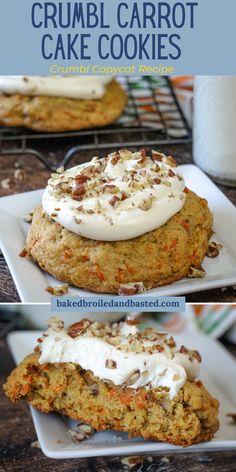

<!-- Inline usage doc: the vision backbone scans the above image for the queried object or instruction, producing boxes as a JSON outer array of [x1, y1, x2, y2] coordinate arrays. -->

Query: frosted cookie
[[4, 318, 219, 447], [0, 76, 127, 132], [24, 149, 213, 293]]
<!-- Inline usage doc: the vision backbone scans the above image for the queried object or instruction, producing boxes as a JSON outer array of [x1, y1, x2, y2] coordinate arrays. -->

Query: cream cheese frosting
[[0, 76, 112, 100], [38, 318, 201, 399], [42, 149, 186, 241]]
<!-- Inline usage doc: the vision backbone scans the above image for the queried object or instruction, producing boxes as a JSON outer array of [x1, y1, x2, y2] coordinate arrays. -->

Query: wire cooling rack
[[0, 76, 191, 171]]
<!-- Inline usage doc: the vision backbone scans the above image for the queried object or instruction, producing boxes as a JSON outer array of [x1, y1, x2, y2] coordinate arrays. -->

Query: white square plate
[[7, 330, 236, 458], [1, 164, 236, 302]]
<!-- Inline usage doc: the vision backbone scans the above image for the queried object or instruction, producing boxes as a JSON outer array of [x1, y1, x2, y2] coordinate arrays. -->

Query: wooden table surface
[[0, 143, 236, 303], [0, 333, 236, 472]]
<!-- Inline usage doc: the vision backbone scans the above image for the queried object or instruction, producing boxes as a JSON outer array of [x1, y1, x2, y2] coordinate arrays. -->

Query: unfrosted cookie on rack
[[4, 318, 219, 447], [0, 77, 127, 132], [24, 149, 213, 294]]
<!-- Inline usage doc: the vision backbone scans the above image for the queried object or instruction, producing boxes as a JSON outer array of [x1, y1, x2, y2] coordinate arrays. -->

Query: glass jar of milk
[[194, 76, 236, 186]]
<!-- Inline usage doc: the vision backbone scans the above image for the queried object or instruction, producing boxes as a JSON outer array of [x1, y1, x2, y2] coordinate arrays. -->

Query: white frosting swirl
[[42, 150, 186, 241], [0, 76, 112, 99], [39, 319, 201, 400]]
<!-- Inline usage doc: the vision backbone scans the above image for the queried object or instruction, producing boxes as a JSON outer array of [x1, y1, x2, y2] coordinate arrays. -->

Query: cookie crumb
[[46, 283, 69, 296], [31, 440, 41, 449], [1, 178, 11, 189], [24, 212, 33, 223], [226, 413, 236, 423], [14, 168, 28, 182]]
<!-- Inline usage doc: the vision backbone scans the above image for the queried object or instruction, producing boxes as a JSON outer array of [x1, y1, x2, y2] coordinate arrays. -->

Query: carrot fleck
[[119, 391, 133, 405], [95, 265, 105, 281], [182, 221, 189, 231], [126, 264, 135, 274]]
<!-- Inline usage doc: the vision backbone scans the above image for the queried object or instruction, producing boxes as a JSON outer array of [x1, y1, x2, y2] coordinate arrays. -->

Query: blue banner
[[0, 0, 235, 75], [51, 296, 186, 312]]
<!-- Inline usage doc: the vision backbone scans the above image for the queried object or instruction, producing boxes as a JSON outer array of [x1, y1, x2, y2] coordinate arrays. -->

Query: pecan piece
[[111, 153, 120, 165], [46, 283, 69, 296], [187, 266, 206, 278], [140, 148, 146, 157], [75, 174, 90, 184], [19, 247, 28, 258], [137, 156, 147, 166], [103, 184, 120, 194], [68, 319, 91, 338], [152, 151, 164, 162], [192, 350, 202, 363], [206, 241, 223, 258], [121, 192, 128, 201], [72, 183, 86, 198], [124, 369, 140, 386], [105, 359, 117, 369], [139, 196, 152, 211], [168, 169, 176, 177], [179, 345, 188, 354], [24, 212, 33, 223], [118, 282, 145, 296], [226, 413, 236, 424], [163, 155, 177, 167], [109, 195, 120, 208]]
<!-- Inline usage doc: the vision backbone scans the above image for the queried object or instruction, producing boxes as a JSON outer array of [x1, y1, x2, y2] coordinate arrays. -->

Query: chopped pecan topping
[[34, 345, 41, 352], [168, 169, 176, 177], [105, 359, 117, 369], [195, 380, 203, 388], [152, 163, 160, 172], [153, 177, 161, 185], [19, 247, 28, 258], [103, 184, 120, 194], [118, 285, 137, 296], [121, 192, 128, 201], [206, 241, 223, 258], [1, 178, 11, 189], [24, 212, 33, 223], [74, 217, 82, 224], [192, 350, 202, 363], [180, 345, 188, 354], [86, 209, 95, 214], [75, 174, 90, 184], [139, 196, 152, 211], [140, 148, 146, 157], [56, 166, 65, 174], [46, 283, 69, 296], [118, 282, 145, 296], [137, 156, 147, 166], [152, 151, 164, 161], [68, 319, 92, 337], [126, 319, 140, 326], [111, 153, 120, 165], [226, 413, 236, 423], [163, 155, 177, 167], [109, 195, 120, 208], [14, 169, 28, 181], [154, 344, 165, 352], [121, 456, 146, 468], [166, 336, 176, 348], [68, 424, 95, 443], [188, 266, 206, 278], [124, 369, 140, 386], [72, 183, 86, 199]]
